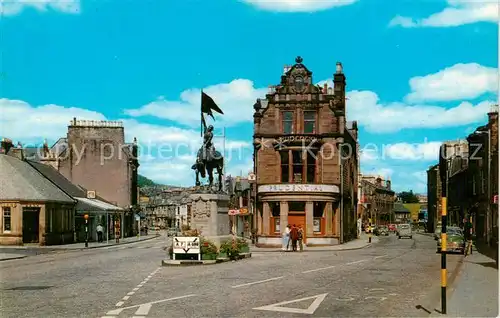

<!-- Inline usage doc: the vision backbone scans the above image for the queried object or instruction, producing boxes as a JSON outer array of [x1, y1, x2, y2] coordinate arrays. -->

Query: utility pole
[[439, 144, 448, 314]]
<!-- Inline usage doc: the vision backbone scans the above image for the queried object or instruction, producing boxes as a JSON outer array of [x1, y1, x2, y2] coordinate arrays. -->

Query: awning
[[75, 197, 124, 212]]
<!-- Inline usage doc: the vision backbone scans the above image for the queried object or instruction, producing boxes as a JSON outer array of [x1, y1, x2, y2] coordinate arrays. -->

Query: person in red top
[[289, 224, 299, 252]]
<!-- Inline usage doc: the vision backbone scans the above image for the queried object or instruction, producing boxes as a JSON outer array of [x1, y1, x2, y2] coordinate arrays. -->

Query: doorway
[[23, 207, 40, 243], [288, 214, 306, 243]]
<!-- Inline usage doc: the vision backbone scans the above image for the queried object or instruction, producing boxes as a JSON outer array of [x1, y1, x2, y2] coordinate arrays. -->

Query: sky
[[1, 0, 498, 193]]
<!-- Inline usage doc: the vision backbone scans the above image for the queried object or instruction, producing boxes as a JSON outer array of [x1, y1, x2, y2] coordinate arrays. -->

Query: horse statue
[[191, 149, 224, 192]]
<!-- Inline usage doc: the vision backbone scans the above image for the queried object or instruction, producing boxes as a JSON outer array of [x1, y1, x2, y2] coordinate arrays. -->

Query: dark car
[[437, 227, 465, 254]]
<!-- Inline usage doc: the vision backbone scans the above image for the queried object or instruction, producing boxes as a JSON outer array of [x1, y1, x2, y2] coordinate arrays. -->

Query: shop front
[[256, 184, 341, 247]]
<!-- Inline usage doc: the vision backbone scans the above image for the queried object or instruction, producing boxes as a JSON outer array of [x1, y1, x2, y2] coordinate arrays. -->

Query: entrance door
[[23, 207, 40, 244], [288, 214, 306, 243]]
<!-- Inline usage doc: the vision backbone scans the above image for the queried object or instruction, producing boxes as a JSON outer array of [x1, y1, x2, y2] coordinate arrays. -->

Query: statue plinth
[[189, 193, 230, 239]]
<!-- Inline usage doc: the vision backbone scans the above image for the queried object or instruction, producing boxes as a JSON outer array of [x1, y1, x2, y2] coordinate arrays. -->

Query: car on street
[[437, 227, 465, 254], [376, 225, 389, 236], [397, 223, 412, 239], [388, 224, 397, 232]]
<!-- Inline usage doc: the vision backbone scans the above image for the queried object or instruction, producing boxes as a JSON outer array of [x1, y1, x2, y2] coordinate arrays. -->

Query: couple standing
[[282, 224, 304, 252]]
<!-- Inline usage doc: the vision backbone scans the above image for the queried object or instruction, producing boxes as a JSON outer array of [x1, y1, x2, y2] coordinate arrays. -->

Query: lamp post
[[84, 214, 89, 248]]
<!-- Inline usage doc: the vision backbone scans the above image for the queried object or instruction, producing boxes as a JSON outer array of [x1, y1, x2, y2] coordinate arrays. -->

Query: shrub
[[220, 238, 240, 260], [201, 238, 218, 255], [182, 228, 202, 237]]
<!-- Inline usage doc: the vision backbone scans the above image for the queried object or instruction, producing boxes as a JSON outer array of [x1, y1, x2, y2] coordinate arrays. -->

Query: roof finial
[[295, 56, 303, 64]]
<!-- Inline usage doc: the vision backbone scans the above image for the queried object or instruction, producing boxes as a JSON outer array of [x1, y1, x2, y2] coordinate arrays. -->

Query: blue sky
[[1, 0, 498, 193]]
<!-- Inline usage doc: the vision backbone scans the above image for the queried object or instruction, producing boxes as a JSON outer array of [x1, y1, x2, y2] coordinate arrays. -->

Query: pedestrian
[[357, 217, 362, 238], [290, 224, 299, 252], [297, 225, 304, 251], [96, 224, 104, 243], [282, 224, 290, 251]]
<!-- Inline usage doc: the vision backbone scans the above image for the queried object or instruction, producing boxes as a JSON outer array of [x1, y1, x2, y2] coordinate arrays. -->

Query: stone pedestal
[[189, 193, 230, 240]]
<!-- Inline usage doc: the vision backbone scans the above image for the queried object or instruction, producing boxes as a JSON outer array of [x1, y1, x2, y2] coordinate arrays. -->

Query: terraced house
[[252, 56, 359, 247], [359, 175, 395, 226]]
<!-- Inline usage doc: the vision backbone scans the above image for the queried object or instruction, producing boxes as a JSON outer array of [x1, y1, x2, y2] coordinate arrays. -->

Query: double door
[[288, 213, 306, 243]]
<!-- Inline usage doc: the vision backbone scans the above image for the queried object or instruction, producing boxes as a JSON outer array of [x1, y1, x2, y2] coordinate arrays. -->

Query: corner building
[[252, 57, 359, 247]]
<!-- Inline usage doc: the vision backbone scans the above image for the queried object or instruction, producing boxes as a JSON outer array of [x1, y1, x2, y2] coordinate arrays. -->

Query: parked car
[[376, 225, 389, 236], [397, 223, 412, 239], [437, 227, 465, 254]]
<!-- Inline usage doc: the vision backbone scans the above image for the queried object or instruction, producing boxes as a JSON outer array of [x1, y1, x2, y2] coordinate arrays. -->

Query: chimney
[[323, 83, 328, 94], [1, 138, 14, 154], [386, 180, 391, 190], [333, 61, 346, 103]]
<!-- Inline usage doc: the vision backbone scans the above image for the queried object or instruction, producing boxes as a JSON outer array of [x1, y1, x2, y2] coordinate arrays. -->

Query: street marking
[[127, 292, 135, 296], [253, 293, 328, 314], [365, 296, 387, 301], [123, 296, 130, 300], [389, 293, 398, 296], [374, 254, 388, 259], [346, 259, 368, 265], [133, 287, 139, 291], [113, 267, 161, 307], [302, 265, 336, 273], [336, 296, 356, 301], [105, 294, 197, 316], [368, 288, 384, 292], [231, 276, 284, 288], [134, 302, 152, 315], [115, 301, 124, 307]]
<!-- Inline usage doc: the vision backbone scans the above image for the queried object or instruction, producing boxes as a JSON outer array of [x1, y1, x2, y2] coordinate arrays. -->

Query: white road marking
[[346, 259, 368, 265], [365, 296, 387, 301], [253, 293, 328, 314], [112, 267, 161, 307], [134, 303, 152, 315], [336, 296, 356, 301], [389, 293, 398, 296], [368, 288, 385, 292], [302, 265, 336, 273], [105, 294, 197, 316], [231, 276, 284, 288], [374, 254, 388, 259]]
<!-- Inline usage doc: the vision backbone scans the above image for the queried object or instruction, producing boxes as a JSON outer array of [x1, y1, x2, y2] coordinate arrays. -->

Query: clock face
[[294, 76, 305, 92]]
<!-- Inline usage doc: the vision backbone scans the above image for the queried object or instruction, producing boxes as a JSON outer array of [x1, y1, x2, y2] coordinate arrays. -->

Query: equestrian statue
[[191, 91, 225, 192]]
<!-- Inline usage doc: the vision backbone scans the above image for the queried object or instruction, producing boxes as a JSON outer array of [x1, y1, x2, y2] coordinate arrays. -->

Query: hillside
[[138, 174, 157, 187]]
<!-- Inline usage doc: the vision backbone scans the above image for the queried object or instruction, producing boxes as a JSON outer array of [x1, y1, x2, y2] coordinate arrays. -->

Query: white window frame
[[3, 207, 12, 233]]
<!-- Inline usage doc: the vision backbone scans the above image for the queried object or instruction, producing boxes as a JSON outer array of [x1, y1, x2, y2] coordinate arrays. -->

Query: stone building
[[252, 57, 359, 247], [426, 163, 441, 233], [467, 107, 499, 245], [38, 119, 139, 237], [359, 175, 395, 225], [0, 139, 75, 245], [143, 188, 192, 230]]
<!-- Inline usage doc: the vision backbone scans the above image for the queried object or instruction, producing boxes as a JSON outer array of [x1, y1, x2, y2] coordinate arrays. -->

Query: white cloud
[[0, 0, 80, 16], [389, 0, 498, 28], [124, 79, 267, 128], [382, 141, 442, 161], [320, 62, 496, 133], [241, 0, 357, 12], [405, 63, 497, 102], [0, 98, 251, 187]]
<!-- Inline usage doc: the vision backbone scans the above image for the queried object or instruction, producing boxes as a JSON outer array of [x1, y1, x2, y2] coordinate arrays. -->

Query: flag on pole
[[201, 91, 224, 120]]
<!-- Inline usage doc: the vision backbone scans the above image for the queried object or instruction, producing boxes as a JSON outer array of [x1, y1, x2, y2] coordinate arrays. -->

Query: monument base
[[189, 193, 230, 238]]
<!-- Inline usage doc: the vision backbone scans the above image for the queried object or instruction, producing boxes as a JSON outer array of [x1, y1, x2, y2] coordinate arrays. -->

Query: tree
[[138, 174, 156, 187], [398, 190, 420, 203]]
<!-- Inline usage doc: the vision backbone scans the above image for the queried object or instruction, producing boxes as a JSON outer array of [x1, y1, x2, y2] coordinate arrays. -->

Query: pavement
[[430, 248, 498, 317], [0, 234, 159, 260], [0, 232, 472, 317], [252, 233, 379, 252]]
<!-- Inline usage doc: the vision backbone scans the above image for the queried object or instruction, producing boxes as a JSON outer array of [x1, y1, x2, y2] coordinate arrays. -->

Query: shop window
[[304, 111, 316, 134], [292, 151, 303, 183], [3, 207, 11, 232], [306, 151, 317, 183], [313, 202, 325, 218], [270, 202, 280, 217], [280, 151, 289, 183], [282, 111, 293, 134]]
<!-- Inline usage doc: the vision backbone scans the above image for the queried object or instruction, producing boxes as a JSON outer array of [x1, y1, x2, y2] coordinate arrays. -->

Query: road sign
[[173, 237, 200, 254]]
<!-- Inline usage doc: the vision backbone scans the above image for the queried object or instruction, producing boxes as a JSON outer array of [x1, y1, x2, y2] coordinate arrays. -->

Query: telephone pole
[[439, 144, 448, 314]]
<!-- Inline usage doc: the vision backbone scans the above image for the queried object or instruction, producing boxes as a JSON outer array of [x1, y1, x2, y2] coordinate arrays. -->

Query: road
[[0, 233, 463, 317]]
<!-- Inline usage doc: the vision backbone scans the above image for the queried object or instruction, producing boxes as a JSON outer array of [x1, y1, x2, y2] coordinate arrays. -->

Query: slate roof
[[26, 160, 122, 211], [0, 154, 75, 203]]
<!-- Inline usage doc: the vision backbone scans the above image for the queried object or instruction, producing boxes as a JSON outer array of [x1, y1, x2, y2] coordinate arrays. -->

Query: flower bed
[[201, 238, 218, 260], [220, 237, 250, 260]]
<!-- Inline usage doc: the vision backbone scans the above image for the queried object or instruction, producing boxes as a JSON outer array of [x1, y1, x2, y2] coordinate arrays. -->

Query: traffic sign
[[173, 237, 200, 254]]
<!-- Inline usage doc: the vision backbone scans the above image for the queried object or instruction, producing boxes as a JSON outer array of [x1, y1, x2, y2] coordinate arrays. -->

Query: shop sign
[[228, 209, 240, 215], [258, 184, 339, 193], [277, 136, 318, 144]]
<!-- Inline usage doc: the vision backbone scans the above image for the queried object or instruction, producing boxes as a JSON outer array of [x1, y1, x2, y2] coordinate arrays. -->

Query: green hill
[[138, 174, 157, 187]]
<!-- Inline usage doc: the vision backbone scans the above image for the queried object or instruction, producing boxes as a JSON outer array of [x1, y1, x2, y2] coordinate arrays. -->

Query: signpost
[[84, 214, 89, 248], [172, 237, 201, 261]]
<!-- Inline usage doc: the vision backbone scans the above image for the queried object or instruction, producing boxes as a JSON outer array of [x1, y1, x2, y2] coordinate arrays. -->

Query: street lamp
[[84, 214, 89, 248]]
